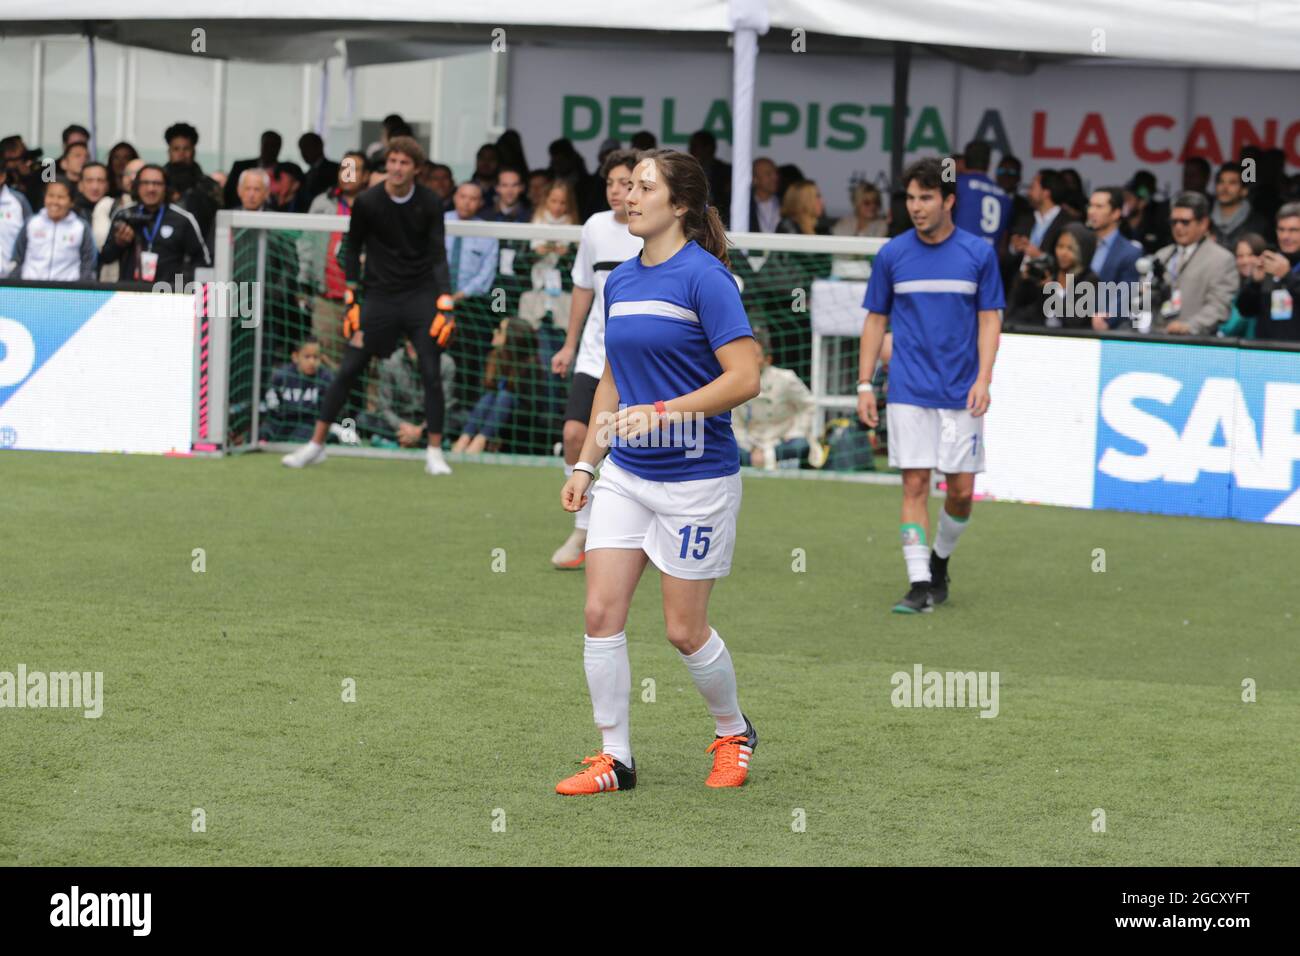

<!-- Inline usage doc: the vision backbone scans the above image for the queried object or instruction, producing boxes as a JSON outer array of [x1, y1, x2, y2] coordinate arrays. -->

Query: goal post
[[211, 208, 883, 471]]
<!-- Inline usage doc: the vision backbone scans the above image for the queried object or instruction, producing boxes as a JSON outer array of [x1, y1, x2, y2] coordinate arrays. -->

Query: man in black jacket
[[100, 164, 211, 286], [1236, 203, 1300, 342], [281, 136, 454, 475]]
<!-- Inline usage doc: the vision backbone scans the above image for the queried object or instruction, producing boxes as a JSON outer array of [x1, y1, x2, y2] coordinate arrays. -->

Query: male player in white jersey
[[549, 150, 643, 568], [858, 157, 1004, 613]]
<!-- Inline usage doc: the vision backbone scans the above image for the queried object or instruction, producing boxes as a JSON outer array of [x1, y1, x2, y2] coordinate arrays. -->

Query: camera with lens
[[1024, 253, 1056, 284], [117, 207, 159, 232]]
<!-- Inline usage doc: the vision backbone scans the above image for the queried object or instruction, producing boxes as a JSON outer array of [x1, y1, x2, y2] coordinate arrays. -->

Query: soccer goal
[[211, 208, 883, 472]]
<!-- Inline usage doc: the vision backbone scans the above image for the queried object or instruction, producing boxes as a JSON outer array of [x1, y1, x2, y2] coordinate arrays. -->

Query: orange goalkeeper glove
[[431, 293, 456, 347], [342, 286, 361, 338]]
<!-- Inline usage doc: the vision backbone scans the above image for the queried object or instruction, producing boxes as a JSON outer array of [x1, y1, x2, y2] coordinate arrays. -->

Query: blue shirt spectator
[[444, 182, 499, 298]]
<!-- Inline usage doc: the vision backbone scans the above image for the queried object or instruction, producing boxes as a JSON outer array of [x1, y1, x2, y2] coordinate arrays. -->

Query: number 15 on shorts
[[678, 525, 713, 560]]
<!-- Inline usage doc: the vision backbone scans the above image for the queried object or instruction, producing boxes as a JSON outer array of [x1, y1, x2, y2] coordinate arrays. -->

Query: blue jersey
[[862, 227, 1005, 409], [954, 173, 1012, 246], [603, 239, 753, 480]]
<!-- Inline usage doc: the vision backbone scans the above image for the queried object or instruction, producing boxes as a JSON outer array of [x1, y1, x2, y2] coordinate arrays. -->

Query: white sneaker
[[425, 447, 452, 475], [282, 441, 326, 468]]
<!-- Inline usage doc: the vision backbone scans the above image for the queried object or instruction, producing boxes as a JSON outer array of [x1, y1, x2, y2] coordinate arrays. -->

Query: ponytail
[[689, 204, 732, 269]]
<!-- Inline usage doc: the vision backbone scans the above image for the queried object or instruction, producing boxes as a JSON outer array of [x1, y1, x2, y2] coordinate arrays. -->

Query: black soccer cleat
[[892, 581, 933, 614], [929, 552, 950, 605]]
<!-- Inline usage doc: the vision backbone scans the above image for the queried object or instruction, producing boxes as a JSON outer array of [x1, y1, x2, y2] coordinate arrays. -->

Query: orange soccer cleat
[[555, 752, 636, 795], [704, 714, 757, 788]]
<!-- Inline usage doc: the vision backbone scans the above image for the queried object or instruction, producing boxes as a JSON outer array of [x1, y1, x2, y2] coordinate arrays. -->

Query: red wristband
[[654, 400, 668, 422]]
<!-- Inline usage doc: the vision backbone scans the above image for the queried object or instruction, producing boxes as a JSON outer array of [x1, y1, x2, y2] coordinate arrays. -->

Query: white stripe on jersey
[[608, 299, 699, 323], [895, 279, 979, 295]]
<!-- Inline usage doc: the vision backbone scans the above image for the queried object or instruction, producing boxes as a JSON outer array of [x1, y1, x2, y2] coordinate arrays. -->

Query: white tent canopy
[[4, 0, 1299, 69]]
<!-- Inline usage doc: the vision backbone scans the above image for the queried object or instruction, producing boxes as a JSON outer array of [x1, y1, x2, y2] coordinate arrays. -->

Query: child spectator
[[260, 336, 335, 443], [451, 318, 542, 454], [9, 177, 96, 281]]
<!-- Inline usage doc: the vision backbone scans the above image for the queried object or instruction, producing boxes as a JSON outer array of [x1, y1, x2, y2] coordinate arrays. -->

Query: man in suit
[[225, 130, 282, 209], [1151, 192, 1239, 336], [748, 157, 781, 233], [1087, 186, 1143, 330], [298, 132, 339, 206], [1006, 169, 1078, 309]]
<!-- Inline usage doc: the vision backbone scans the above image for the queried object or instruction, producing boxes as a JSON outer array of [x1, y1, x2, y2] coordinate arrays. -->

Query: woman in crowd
[[1008, 222, 1098, 328], [9, 177, 97, 281], [106, 142, 139, 198], [832, 182, 888, 238], [775, 180, 829, 235], [519, 179, 579, 326], [1222, 232, 1268, 339], [451, 317, 542, 454]]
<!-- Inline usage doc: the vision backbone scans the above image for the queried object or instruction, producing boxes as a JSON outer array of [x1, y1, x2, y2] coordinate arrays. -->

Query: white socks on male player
[[901, 522, 930, 583], [564, 463, 592, 530], [679, 629, 747, 737], [584, 633, 632, 765], [934, 509, 970, 559]]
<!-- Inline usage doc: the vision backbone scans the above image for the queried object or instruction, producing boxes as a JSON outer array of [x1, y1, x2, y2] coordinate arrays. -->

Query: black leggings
[[319, 329, 445, 436]]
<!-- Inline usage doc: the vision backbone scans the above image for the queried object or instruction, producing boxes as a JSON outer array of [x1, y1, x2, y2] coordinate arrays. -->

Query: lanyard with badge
[[1270, 261, 1299, 321], [137, 205, 165, 282], [1161, 238, 1202, 320]]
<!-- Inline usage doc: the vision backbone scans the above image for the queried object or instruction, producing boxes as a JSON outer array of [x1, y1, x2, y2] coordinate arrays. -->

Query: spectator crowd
[[2, 113, 1298, 460]]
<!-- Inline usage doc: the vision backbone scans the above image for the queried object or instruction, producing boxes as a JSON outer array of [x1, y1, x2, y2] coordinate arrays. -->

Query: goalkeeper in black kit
[[282, 136, 457, 475]]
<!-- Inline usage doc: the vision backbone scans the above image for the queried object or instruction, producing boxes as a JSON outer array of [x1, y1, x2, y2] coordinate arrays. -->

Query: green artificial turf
[[1, 450, 1296, 865]]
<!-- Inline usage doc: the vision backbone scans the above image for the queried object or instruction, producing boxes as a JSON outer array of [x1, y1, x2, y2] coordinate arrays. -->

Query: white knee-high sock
[[584, 633, 631, 764], [564, 464, 593, 531], [901, 522, 931, 583], [934, 509, 969, 559], [679, 629, 746, 736]]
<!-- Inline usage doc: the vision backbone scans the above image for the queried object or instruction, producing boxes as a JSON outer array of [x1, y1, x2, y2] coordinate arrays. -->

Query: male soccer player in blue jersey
[[954, 141, 1012, 251], [857, 157, 1004, 613]]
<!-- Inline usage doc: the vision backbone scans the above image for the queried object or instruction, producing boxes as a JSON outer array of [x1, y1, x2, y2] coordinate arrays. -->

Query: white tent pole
[[301, 64, 312, 135], [113, 47, 126, 145], [212, 60, 226, 171], [87, 31, 98, 158], [31, 41, 44, 151], [728, 0, 769, 233], [316, 59, 329, 137], [124, 48, 137, 146]]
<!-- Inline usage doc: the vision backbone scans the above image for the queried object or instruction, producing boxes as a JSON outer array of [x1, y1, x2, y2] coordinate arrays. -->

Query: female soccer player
[[555, 149, 762, 795]]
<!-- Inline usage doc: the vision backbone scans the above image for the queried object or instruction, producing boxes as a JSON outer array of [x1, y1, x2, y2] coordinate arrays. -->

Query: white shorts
[[887, 402, 986, 473], [585, 458, 742, 580]]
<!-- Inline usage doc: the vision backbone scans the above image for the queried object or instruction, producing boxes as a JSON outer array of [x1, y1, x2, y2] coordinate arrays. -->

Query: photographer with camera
[[1007, 222, 1099, 329], [1149, 192, 1238, 336], [100, 164, 211, 286]]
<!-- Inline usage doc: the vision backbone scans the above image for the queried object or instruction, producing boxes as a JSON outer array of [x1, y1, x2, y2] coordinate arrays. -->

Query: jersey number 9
[[980, 195, 1002, 233]]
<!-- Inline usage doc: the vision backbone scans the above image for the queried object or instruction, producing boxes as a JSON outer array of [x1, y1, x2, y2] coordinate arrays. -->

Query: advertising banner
[[977, 334, 1300, 525], [0, 287, 196, 455], [508, 47, 1300, 217]]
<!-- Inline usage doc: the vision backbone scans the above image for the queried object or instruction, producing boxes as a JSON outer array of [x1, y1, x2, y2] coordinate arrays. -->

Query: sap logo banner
[[0, 287, 195, 455], [1095, 341, 1300, 524], [0, 291, 109, 407]]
